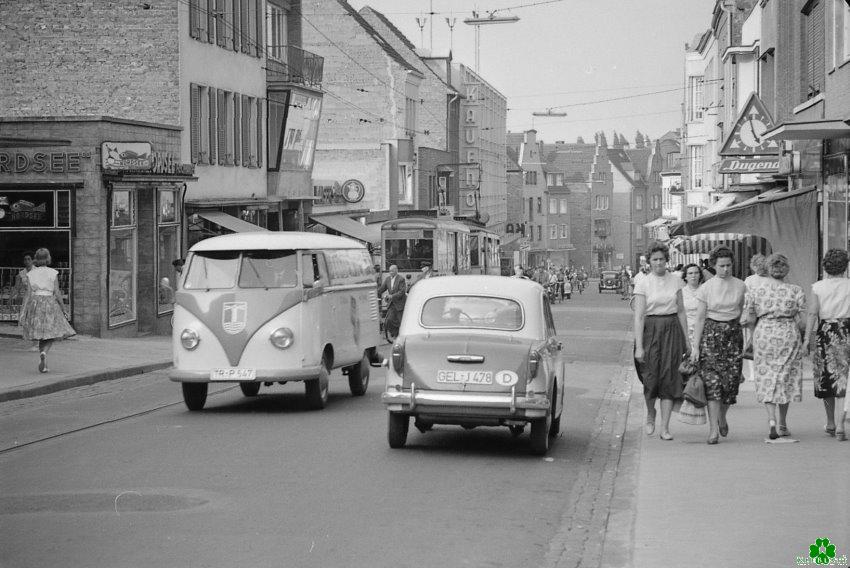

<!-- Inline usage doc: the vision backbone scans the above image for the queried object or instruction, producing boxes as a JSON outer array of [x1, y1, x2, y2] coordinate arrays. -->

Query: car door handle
[[447, 354, 485, 363]]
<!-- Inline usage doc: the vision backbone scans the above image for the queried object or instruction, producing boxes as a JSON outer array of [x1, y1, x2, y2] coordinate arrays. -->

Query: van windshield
[[183, 250, 298, 289]]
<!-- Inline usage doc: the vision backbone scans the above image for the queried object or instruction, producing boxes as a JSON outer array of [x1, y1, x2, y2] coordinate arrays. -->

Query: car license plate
[[210, 368, 256, 381], [437, 370, 493, 384]]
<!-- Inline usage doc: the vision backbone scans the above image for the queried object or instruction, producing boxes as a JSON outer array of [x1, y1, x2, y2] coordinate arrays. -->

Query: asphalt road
[[0, 286, 634, 568]]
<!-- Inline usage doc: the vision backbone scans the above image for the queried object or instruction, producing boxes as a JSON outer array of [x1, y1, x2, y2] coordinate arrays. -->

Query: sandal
[[707, 435, 719, 445], [38, 352, 47, 373], [768, 420, 779, 440], [660, 432, 673, 441], [719, 422, 729, 437], [825, 425, 836, 437], [778, 425, 790, 437], [645, 410, 656, 436]]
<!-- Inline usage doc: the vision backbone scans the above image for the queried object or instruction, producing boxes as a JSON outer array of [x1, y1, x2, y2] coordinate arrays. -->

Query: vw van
[[169, 232, 381, 411]]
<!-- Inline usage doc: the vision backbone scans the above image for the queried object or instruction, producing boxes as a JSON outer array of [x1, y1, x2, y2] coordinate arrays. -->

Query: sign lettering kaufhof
[[718, 157, 780, 174]]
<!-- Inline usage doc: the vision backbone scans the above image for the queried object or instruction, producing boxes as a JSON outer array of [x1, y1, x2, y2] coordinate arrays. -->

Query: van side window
[[311, 253, 328, 285]]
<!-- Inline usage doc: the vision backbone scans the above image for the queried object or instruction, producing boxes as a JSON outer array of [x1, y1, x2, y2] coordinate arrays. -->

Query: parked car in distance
[[599, 270, 621, 293], [381, 275, 566, 454]]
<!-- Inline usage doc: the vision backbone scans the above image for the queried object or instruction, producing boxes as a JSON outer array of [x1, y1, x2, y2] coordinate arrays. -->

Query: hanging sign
[[102, 142, 152, 170], [719, 92, 780, 156], [718, 157, 780, 173]]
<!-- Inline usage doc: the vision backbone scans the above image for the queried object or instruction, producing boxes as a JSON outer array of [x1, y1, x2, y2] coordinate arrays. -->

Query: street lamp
[[463, 11, 520, 73]]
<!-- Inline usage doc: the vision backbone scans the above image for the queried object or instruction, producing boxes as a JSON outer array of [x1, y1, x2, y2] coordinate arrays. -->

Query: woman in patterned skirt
[[690, 246, 747, 444], [19, 248, 76, 373], [804, 249, 850, 441], [741, 254, 806, 440]]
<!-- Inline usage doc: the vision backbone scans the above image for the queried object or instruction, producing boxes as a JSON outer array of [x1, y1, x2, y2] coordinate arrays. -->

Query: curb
[[0, 361, 173, 403]]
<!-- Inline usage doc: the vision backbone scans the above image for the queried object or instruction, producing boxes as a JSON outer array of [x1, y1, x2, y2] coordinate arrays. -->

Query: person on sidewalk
[[804, 249, 850, 442], [680, 263, 705, 345], [741, 253, 806, 441], [742, 254, 769, 381], [377, 264, 406, 342], [633, 242, 690, 441], [19, 248, 76, 373], [690, 246, 747, 444]]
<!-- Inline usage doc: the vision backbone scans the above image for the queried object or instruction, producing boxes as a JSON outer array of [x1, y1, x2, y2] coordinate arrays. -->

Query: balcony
[[266, 45, 324, 89]]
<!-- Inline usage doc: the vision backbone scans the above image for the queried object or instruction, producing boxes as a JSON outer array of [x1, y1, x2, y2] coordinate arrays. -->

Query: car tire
[[305, 356, 330, 410], [388, 413, 409, 448], [182, 382, 208, 411], [549, 385, 561, 437], [239, 382, 260, 397], [347, 352, 370, 396]]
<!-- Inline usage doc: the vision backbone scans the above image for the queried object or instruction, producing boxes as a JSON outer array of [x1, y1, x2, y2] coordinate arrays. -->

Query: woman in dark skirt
[[804, 249, 850, 441], [633, 242, 690, 440], [690, 246, 747, 444]]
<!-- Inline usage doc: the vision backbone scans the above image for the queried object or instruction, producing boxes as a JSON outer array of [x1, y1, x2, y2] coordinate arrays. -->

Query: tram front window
[[385, 238, 433, 271]]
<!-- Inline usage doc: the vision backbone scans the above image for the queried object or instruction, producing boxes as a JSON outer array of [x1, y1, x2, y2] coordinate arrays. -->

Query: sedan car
[[381, 276, 565, 454], [599, 270, 621, 293]]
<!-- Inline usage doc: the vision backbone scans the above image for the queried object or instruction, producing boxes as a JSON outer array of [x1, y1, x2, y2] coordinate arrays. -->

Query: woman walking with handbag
[[19, 248, 76, 373], [633, 242, 691, 441], [741, 254, 806, 441], [804, 249, 850, 441], [690, 246, 747, 444]]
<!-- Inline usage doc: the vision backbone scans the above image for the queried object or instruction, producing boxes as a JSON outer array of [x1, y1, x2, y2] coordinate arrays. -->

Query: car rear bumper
[[169, 366, 322, 382], [381, 387, 551, 419]]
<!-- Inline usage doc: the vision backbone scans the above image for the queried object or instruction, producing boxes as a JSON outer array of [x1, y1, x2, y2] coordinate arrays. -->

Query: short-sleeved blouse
[[681, 285, 700, 326], [743, 281, 806, 320], [811, 278, 850, 320], [26, 266, 58, 294], [634, 271, 683, 315], [744, 274, 769, 291], [695, 275, 746, 321]]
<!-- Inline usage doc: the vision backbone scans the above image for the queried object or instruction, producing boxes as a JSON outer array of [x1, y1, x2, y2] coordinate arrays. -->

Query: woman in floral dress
[[741, 254, 806, 440], [804, 249, 850, 441]]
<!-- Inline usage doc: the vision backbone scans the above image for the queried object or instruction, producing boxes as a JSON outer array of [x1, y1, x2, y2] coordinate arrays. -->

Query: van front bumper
[[381, 388, 551, 418], [169, 366, 322, 382]]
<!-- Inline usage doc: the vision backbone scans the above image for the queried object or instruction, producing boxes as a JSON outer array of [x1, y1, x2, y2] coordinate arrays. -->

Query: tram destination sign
[[718, 157, 780, 174]]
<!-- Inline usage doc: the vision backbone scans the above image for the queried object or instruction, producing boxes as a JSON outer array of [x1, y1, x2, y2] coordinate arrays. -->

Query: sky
[[345, 0, 717, 144]]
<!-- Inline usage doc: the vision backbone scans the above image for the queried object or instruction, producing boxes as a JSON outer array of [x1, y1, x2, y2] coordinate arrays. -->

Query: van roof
[[189, 231, 368, 252]]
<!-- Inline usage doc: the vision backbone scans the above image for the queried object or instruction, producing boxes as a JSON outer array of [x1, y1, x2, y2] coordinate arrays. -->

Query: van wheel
[[239, 382, 260, 397], [182, 383, 208, 411], [347, 353, 370, 396], [305, 358, 330, 410], [388, 413, 409, 448]]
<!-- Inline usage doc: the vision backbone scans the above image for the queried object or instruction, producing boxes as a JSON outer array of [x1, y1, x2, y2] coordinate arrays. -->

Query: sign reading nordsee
[[718, 157, 780, 173], [102, 142, 152, 170]]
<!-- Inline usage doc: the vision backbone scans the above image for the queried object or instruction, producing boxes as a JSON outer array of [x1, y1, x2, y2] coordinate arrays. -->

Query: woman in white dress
[[680, 263, 705, 344], [19, 248, 76, 372]]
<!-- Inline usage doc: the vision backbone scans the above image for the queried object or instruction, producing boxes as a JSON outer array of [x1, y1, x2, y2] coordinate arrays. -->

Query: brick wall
[[0, 0, 180, 125]]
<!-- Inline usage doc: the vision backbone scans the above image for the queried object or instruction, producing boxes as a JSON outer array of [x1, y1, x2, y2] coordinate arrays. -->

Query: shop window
[[157, 189, 181, 314], [109, 189, 137, 327]]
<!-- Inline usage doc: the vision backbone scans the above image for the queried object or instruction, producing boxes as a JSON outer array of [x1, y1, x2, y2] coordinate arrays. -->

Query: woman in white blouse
[[804, 249, 850, 441], [680, 263, 705, 344], [633, 242, 690, 440]]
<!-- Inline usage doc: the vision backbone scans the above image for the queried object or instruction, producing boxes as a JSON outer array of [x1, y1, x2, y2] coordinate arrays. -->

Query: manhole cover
[[0, 491, 209, 514]]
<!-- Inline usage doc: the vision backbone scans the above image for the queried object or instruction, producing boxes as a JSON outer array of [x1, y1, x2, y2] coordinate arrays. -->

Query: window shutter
[[234, 93, 241, 166], [256, 97, 263, 168], [232, 0, 241, 51], [207, 0, 216, 44], [242, 96, 251, 166], [208, 88, 217, 165], [215, 0, 227, 47], [218, 89, 227, 165], [189, 0, 201, 39], [255, 0, 264, 57], [241, 0, 250, 53], [812, 1, 825, 93], [190, 84, 200, 164]]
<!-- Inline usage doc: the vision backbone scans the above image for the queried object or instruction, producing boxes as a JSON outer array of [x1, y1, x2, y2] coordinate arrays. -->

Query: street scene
[[2, 0, 850, 566]]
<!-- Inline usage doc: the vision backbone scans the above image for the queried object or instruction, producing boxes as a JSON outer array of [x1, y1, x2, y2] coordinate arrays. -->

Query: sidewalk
[[608, 362, 850, 568], [0, 329, 172, 402]]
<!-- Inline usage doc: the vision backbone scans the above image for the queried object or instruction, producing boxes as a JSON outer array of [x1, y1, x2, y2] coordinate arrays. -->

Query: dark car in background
[[599, 270, 621, 293]]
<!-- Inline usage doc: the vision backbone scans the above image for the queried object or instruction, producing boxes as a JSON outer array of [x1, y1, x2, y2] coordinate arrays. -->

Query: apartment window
[[560, 224, 568, 239], [635, 225, 643, 239], [241, 95, 262, 168], [267, 1, 288, 61], [190, 0, 263, 57], [592, 171, 606, 182], [537, 225, 542, 241], [594, 195, 609, 210], [524, 171, 537, 185], [636, 195, 644, 210], [528, 197, 534, 221], [549, 198, 558, 214], [559, 198, 568, 214], [688, 76, 704, 121], [689, 145, 704, 188], [537, 197, 542, 214], [550, 224, 558, 239], [405, 97, 417, 138], [803, 0, 826, 100]]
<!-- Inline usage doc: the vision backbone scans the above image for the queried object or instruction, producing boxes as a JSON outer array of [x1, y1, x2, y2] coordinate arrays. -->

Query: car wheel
[[388, 413, 409, 448], [305, 356, 330, 410], [347, 352, 370, 396], [239, 382, 260, 397], [182, 382, 208, 411], [509, 425, 525, 437], [549, 385, 561, 437]]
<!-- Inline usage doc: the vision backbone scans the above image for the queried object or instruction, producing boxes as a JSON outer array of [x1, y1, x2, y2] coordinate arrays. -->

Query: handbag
[[683, 375, 707, 408], [677, 398, 707, 425]]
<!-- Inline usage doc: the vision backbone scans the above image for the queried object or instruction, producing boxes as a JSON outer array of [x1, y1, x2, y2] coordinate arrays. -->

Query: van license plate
[[437, 370, 493, 384], [210, 368, 256, 381]]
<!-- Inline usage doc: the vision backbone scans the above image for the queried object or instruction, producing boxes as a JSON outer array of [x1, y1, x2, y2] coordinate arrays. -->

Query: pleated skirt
[[637, 314, 688, 400]]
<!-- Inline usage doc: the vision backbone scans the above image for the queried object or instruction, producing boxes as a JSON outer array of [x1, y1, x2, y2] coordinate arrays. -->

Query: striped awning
[[672, 233, 771, 256]]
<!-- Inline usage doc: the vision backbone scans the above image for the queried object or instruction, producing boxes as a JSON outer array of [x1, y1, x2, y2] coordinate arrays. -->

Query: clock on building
[[719, 92, 779, 156]]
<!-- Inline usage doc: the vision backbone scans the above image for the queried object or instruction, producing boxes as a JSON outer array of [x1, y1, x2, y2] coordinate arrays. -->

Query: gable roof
[[540, 142, 597, 183], [607, 147, 642, 187], [337, 1, 423, 77]]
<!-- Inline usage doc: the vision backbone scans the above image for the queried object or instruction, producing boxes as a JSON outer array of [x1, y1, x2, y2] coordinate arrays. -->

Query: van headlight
[[180, 329, 200, 350], [270, 327, 294, 349]]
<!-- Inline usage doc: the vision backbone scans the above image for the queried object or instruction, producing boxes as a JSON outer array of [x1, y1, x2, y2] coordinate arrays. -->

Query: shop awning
[[762, 119, 850, 141], [196, 210, 268, 233], [669, 187, 818, 289], [309, 214, 380, 245], [644, 216, 677, 228]]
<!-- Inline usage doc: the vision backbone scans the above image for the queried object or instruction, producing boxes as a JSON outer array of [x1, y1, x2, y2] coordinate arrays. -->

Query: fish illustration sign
[[101, 142, 152, 171]]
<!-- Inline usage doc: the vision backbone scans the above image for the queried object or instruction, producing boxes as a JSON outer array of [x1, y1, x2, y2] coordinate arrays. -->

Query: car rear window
[[420, 296, 523, 330]]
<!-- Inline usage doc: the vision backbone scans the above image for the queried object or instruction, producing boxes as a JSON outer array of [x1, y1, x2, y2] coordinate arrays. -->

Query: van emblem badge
[[222, 302, 248, 334]]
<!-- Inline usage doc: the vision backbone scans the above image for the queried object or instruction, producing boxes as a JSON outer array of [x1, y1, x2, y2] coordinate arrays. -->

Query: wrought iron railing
[[266, 45, 324, 89], [0, 267, 71, 323]]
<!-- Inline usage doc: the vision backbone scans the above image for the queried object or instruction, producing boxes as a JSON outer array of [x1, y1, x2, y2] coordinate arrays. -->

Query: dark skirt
[[813, 318, 850, 399], [636, 314, 688, 400], [699, 318, 743, 405]]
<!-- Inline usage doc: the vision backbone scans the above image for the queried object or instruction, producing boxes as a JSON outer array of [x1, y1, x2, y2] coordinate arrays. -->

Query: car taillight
[[528, 349, 541, 378], [391, 341, 405, 375]]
